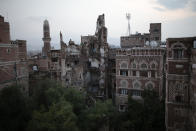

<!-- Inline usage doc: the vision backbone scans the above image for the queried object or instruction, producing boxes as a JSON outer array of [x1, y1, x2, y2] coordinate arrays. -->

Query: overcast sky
[[0, 0, 196, 51]]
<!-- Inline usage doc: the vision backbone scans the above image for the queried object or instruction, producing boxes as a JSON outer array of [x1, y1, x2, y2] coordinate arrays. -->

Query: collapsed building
[[80, 14, 109, 98], [29, 14, 109, 99], [60, 38, 83, 88], [0, 15, 28, 93]]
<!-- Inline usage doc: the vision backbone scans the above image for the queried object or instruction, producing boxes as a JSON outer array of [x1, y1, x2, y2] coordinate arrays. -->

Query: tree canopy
[[0, 80, 165, 131]]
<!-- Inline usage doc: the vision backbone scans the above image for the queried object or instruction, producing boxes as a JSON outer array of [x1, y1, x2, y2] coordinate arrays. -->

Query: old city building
[[1, 13, 196, 130], [80, 14, 109, 98], [165, 37, 196, 131], [115, 46, 166, 111], [0, 15, 28, 93], [60, 37, 83, 89], [190, 40, 196, 131], [120, 23, 161, 48], [28, 14, 109, 99], [115, 23, 166, 111]]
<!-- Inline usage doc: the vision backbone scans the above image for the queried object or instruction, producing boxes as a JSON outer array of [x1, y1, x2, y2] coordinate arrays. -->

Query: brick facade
[[0, 15, 28, 92], [166, 37, 196, 131], [115, 47, 165, 111]]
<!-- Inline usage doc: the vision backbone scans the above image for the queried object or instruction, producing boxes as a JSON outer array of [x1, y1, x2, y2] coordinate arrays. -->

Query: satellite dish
[[150, 41, 158, 47], [145, 41, 150, 46]]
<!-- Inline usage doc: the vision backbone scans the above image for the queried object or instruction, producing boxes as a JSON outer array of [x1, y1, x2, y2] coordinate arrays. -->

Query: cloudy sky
[[0, 0, 196, 51]]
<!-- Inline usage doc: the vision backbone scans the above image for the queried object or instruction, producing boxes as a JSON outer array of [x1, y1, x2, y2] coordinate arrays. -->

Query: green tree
[[142, 90, 165, 131], [80, 100, 116, 131], [63, 88, 86, 115], [119, 90, 165, 131], [30, 79, 62, 110], [27, 100, 78, 131], [0, 85, 30, 131]]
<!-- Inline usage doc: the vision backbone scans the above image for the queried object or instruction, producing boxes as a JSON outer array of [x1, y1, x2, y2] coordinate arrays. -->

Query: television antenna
[[126, 13, 131, 36]]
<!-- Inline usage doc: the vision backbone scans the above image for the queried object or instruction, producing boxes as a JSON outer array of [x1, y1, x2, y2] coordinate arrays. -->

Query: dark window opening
[[132, 63, 136, 68], [112, 69, 116, 73], [120, 70, 128, 76], [175, 95, 182, 103], [141, 63, 147, 69], [18, 43, 23, 47], [119, 105, 126, 111], [151, 71, 155, 78], [140, 71, 148, 77], [151, 63, 156, 68], [155, 37, 159, 40], [87, 62, 91, 67], [51, 58, 58, 62], [67, 64, 70, 67], [74, 60, 79, 65], [153, 29, 159, 32], [146, 38, 149, 41], [131, 90, 142, 96], [132, 71, 136, 76], [174, 49, 183, 59]]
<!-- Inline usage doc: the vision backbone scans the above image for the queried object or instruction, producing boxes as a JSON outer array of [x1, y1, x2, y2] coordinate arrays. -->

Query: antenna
[[6, 12, 9, 21], [126, 13, 131, 36]]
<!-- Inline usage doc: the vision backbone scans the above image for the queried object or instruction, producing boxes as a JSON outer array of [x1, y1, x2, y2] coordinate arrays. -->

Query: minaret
[[42, 19, 51, 57], [60, 31, 63, 42]]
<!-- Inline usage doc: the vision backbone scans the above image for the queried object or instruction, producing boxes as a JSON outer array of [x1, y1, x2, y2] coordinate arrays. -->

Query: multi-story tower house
[[115, 23, 165, 111], [0, 15, 28, 93], [190, 39, 196, 131], [165, 37, 196, 131], [149, 23, 161, 43], [115, 46, 165, 111], [42, 20, 51, 57]]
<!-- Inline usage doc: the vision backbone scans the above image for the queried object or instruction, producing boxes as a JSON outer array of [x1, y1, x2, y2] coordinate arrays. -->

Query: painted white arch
[[120, 61, 128, 69]]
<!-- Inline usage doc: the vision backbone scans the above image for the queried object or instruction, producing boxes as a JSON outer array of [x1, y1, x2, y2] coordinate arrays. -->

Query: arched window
[[120, 80, 128, 88], [146, 83, 153, 90], [132, 63, 136, 68], [134, 82, 140, 89], [141, 63, 147, 69], [151, 63, 156, 68], [150, 61, 157, 69], [120, 62, 128, 69], [145, 82, 154, 90], [172, 43, 185, 59]]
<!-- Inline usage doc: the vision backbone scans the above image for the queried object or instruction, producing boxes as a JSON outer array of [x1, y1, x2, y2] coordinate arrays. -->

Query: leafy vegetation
[[0, 80, 165, 131]]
